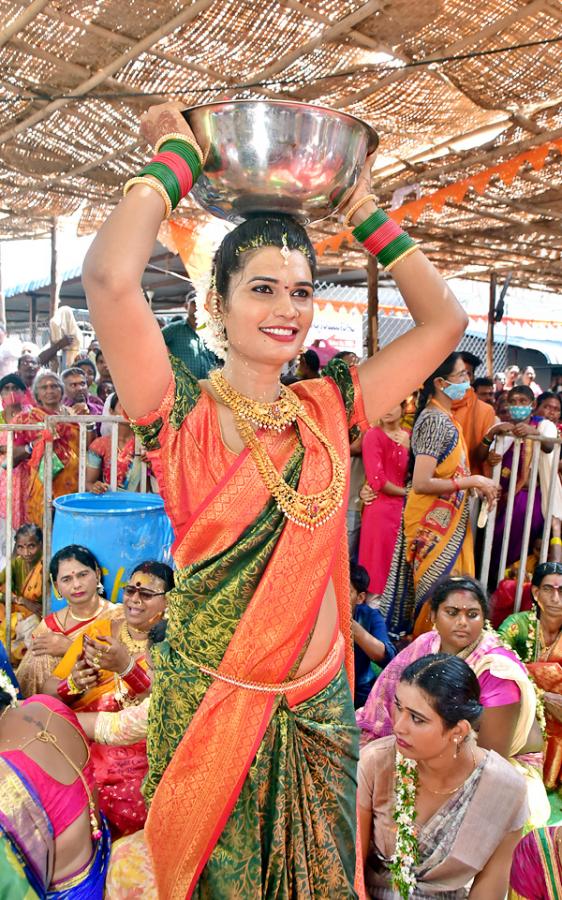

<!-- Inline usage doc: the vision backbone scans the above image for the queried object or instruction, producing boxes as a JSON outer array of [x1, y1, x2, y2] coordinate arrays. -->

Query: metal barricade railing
[[0, 415, 150, 656], [479, 430, 562, 613]]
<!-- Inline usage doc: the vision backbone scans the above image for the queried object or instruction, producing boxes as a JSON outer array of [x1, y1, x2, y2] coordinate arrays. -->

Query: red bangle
[[151, 151, 193, 197], [363, 219, 403, 256], [452, 477, 461, 493], [123, 663, 151, 695]]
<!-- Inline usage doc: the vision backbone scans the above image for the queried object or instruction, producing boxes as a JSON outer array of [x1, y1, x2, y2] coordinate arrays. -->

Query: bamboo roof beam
[[0, 0, 51, 50], [324, 0, 550, 109], [378, 123, 562, 190], [240, 0, 384, 83], [0, 0, 216, 144]]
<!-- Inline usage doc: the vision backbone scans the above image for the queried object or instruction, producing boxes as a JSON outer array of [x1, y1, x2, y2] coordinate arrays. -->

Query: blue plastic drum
[[51, 492, 174, 611]]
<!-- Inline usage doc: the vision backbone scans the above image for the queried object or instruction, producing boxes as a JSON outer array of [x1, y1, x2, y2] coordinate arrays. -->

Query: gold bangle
[[551, 537, 562, 546], [343, 193, 378, 230], [123, 175, 172, 219], [154, 132, 204, 166], [384, 244, 420, 272]]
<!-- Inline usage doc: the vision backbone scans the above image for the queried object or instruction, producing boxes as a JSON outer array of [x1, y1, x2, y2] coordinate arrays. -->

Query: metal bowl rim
[[182, 98, 379, 152]]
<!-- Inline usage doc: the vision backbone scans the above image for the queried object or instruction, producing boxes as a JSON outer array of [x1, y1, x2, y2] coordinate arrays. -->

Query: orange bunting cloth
[[314, 137, 562, 257]]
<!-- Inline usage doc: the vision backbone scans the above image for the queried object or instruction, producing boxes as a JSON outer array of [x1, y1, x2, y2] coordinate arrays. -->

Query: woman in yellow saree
[[0, 524, 43, 664], [16, 544, 121, 698], [44, 561, 172, 838], [380, 353, 499, 639], [82, 100, 468, 899]]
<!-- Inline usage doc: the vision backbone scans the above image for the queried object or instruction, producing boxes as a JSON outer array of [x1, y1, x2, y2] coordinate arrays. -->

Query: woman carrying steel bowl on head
[[358, 575, 549, 829], [82, 100, 468, 898]]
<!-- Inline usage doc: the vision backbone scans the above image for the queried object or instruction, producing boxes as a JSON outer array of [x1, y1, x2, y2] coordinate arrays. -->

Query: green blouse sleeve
[[498, 613, 531, 662], [130, 357, 202, 451], [321, 358, 368, 443]]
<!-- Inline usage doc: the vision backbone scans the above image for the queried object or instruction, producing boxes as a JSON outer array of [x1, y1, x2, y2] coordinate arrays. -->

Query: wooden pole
[[0, 243, 5, 328], [49, 218, 60, 321], [367, 257, 379, 357], [487, 270, 497, 377]]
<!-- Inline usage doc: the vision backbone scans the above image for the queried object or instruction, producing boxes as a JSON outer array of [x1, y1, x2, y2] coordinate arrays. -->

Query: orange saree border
[[145, 378, 360, 900]]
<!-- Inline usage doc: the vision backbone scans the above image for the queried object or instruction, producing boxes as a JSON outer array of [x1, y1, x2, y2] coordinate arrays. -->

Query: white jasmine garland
[[389, 751, 419, 899], [0, 670, 18, 707]]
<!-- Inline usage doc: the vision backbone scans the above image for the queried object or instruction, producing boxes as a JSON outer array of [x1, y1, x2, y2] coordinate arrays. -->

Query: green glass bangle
[[139, 163, 181, 209], [377, 233, 416, 268], [352, 209, 388, 243], [159, 141, 203, 180]]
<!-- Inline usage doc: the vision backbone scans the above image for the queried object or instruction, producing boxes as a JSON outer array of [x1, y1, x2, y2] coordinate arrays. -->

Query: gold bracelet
[[384, 244, 420, 272], [123, 175, 172, 219], [154, 132, 204, 166], [551, 537, 562, 546], [343, 193, 378, 230]]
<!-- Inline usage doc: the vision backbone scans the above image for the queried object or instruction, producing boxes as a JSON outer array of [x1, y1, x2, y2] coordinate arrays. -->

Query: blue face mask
[[442, 380, 471, 401], [509, 405, 533, 421]]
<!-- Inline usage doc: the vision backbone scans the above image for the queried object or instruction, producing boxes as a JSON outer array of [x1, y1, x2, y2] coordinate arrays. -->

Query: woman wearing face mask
[[380, 353, 499, 638], [490, 385, 547, 574]]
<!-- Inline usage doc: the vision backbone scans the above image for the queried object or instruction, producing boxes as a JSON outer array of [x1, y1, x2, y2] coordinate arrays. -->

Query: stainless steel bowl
[[182, 99, 378, 224]]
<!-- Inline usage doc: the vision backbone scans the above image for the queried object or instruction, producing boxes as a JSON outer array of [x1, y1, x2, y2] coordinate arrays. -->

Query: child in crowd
[[350, 563, 396, 709], [0, 523, 43, 662]]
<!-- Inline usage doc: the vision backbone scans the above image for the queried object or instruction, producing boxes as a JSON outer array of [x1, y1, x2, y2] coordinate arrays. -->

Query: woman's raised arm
[[83, 104, 199, 419], [340, 165, 468, 423]]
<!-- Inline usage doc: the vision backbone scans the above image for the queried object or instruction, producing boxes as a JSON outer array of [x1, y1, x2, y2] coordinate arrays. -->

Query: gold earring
[[209, 289, 228, 354]]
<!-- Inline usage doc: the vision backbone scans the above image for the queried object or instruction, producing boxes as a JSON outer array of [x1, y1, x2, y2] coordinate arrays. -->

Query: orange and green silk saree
[[131, 358, 367, 899]]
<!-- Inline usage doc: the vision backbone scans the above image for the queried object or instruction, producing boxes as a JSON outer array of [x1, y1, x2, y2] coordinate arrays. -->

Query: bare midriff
[[296, 578, 339, 677]]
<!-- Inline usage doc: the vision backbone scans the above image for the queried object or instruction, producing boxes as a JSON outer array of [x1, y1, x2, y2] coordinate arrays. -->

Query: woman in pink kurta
[[358, 406, 409, 594]]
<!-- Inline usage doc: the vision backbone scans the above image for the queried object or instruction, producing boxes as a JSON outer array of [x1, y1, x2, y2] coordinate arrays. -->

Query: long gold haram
[[209, 370, 345, 531]]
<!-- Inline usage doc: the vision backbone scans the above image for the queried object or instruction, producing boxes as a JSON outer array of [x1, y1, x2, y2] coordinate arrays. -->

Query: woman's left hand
[[83, 634, 131, 673], [339, 152, 378, 225], [140, 101, 203, 156]]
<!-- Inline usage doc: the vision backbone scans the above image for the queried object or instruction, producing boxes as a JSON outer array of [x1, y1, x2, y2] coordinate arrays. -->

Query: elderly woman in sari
[[82, 99, 468, 897], [509, 826, 562, 899], [44, 561, 173, 837], [499, 561, 562, 792], [0, 672, 110, 898], [380, 354, 499, 639], [358, 575, 549, 828], [12, 368, 80, 526], [17, 544, 121, 697], [0, 524, 43, 664], [359, 654, 528, 899]]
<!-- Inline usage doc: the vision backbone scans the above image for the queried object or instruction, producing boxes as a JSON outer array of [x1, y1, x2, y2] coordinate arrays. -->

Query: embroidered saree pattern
[[379, 407, 473, 637], [129, 358, 367, 899]]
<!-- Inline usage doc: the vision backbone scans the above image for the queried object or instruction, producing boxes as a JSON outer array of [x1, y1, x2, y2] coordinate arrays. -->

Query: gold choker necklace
[[120, 621, 149, 655], [211, 371, 345, 530], [210, 370, 299, 431]]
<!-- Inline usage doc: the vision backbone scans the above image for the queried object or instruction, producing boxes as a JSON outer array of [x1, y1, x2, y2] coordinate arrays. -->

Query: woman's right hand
[[468, 475, 500, 509], [90, 480, 109, 494], [70, 657, 99, 693], [32, 631, 71, 657], [139, 101, 203, 157]]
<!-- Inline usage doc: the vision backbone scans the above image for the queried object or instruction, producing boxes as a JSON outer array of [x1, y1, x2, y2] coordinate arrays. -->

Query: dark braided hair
[[407, 351, 463, 479], [400, 653, 483, 729]]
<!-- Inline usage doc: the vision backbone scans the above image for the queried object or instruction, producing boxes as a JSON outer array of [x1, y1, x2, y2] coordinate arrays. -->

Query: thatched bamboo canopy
[[1, 0, 561, 291]]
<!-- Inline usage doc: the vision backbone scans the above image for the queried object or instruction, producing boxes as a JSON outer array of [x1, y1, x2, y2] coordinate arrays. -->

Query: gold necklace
[[119, 620, 149, 655], [210, 370, 300, 431], [211, 372, 345, 530], [419, 745, 477, 796], [65, 599, 105, 625]]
